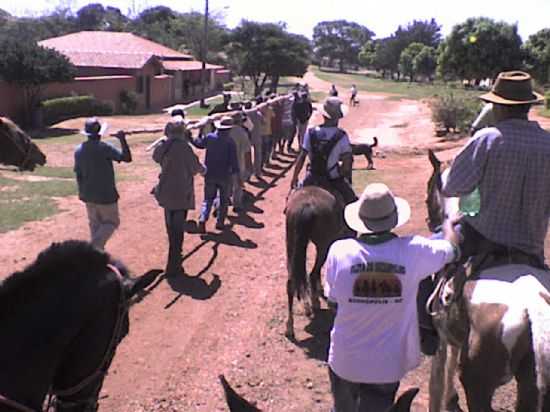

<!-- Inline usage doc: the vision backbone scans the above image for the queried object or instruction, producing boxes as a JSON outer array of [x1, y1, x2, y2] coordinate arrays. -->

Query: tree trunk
[[339, 59, 345, 73], [271, 75, 280, 93]]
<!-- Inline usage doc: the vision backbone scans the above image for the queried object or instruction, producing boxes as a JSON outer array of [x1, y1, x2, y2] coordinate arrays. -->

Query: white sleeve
[[408, 236, 457, 280]]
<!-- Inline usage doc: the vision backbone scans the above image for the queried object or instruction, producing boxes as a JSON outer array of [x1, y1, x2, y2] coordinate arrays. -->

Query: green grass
[[0, 175, 77, 233], [23, 166, 75, 179], [311, 66, 482, 101]]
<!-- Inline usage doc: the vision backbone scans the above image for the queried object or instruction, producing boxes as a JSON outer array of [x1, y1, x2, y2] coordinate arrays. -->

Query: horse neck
[[427, 168, 459, 231], [0, 275, 103, 409]]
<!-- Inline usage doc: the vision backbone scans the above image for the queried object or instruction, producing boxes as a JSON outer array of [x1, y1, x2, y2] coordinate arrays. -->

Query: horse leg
[[444, 345, 463, 412], [429, 338, 448, 412], [459, 337, 498, 412], [285, 278, 295, 340], [514, 347, 538, 412], [309, 243, 329, 314]]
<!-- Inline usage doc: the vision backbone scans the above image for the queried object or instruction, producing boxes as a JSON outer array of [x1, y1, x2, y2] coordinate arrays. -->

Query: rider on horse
[[443, 71, 550, 271], [290, 97, 357, 204]]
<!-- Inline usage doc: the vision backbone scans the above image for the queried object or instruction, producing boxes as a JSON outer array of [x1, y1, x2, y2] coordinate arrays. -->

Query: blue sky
[[2, 0, 549, 41]]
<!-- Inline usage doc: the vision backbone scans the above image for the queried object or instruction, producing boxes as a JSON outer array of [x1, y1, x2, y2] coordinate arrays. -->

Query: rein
[[0, 395, 35, 412]]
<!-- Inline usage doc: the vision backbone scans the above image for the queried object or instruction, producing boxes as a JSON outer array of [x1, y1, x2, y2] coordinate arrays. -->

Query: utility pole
[[199, 0, 209, 108]]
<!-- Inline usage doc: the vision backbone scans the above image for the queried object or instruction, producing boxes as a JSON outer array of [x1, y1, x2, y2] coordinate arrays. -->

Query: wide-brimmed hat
[[214, 115, 234, 130], [480, 71, 544, 105], [345, 183, 411, 234], [320, 97, 348, 120], [82, 117, 108, 137]]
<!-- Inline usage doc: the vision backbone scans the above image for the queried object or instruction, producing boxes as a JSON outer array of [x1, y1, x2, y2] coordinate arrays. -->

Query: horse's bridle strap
[[51, 264, 127, 400], [0, 394, 35, 412]]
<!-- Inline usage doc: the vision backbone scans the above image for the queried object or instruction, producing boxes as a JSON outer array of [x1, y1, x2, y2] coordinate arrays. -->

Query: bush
[[119, 90, 138, 114], [429, 93, 481, 133], [41, 95, 113, 126], [545, 92, 550, 109], [223, 82, 235, 91]]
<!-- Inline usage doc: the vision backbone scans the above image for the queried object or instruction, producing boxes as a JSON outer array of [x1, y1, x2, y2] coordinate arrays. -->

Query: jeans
[[85, 202, 120, 250], [302, 173, 358, 204], [199, 177, 230, 225], [329, 368, 399, 412], [164, 209, 188, 273]]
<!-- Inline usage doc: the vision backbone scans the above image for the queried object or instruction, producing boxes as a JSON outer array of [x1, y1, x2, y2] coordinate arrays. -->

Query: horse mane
[[0, 240, 127, 319]]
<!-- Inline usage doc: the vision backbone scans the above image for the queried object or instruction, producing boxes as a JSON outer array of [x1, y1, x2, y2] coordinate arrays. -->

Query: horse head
[[426, 149, 459, 233], [0, 117, 46, 171]]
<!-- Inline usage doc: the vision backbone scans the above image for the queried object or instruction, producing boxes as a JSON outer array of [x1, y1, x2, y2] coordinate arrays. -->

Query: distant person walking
[[230, 113, 253, 212], [152, 117, 205, 277], [193, 116, 239, 232], [329, 84, 339, 97], [292, 91, 313, 148], [74, 118, 132, 250], [350, 84, 358, 106]]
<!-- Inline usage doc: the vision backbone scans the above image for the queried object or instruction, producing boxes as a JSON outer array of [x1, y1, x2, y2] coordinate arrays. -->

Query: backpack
[[308, 127, 346, 178]]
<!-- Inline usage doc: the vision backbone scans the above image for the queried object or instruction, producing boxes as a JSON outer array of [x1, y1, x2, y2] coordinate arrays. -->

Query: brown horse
[[0, 117, 46, 171], [426, 149, 550, 412], [284, 186, 346, 340]]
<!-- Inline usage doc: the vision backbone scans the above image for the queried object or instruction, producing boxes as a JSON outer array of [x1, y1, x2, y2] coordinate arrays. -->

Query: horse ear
[[428, 149, 441, 170], [386, 387, 419, 412], [127, 269, 163, 298]]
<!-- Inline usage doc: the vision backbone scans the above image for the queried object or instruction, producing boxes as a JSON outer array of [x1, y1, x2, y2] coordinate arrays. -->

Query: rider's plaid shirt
[[443, 118, 550, 261]]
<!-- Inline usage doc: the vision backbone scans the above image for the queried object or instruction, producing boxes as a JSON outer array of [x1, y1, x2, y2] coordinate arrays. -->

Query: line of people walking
[[73, 88, 313, 277]]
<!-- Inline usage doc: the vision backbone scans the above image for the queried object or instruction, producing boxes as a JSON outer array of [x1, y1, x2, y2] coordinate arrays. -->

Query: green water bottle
[[459, 188, 481, 216]]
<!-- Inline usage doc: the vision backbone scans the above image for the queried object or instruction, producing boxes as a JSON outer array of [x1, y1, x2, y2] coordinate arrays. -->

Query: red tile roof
[[61, 51, 156, 69], [39, 31, 193, 65]]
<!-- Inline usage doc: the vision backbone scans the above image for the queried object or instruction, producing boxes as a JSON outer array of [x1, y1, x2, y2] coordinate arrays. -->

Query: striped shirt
[[443, 119, 550, 260]]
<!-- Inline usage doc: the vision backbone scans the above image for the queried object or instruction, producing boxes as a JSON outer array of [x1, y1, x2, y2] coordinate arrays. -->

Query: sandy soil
[[0, 71, 528, 411]]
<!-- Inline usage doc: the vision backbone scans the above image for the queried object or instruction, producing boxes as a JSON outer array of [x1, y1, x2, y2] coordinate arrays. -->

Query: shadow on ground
[[294, 309, 335, 361]]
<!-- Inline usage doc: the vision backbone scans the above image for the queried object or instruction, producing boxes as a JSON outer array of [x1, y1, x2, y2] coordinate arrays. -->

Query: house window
[[136, 76, 144, 94]]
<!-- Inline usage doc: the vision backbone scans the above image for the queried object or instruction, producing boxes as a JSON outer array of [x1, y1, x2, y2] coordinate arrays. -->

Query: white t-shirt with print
[[325, 235, 456, 383], [302, 126, 352, 179]]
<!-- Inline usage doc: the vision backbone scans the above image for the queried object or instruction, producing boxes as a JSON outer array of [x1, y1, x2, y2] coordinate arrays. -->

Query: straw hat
[[345, 183, 410, 234], [214, 115, 234, 130], [480, 71, 544, 105], [319, 97, 348, 120]]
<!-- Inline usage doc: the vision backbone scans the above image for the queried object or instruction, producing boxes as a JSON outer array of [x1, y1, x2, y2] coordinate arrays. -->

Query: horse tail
[[287, 204, 315, 301], [521, 278, 550, 410]]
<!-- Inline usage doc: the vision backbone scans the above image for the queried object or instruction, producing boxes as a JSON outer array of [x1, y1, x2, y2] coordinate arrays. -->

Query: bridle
[[0, 125, 35, 171], [0, 265, 129, 412]]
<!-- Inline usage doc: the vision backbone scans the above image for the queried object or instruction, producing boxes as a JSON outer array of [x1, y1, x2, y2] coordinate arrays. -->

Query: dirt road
[[0, 71, 519, 411]]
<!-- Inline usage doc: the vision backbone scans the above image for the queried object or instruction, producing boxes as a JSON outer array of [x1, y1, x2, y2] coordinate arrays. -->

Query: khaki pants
[[85, 202, 120, 250]]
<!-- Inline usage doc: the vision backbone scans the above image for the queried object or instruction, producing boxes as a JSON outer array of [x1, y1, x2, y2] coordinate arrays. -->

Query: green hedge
[[41, 95, 114, 125], [430, 92, 481, 133], [119, 90, 138, 114]]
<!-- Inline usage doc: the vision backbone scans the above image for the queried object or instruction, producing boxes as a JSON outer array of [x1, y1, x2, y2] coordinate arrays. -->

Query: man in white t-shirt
[[325, 183, 459, 412], [290, 97, 356, 204]]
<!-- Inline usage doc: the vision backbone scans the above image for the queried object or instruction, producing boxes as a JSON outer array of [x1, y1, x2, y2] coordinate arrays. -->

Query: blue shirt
[[193, 130, 239, 180], [74, 138, 123, 204]]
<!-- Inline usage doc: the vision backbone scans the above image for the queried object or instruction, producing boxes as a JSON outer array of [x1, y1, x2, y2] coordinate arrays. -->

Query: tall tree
[[397, 19, 442, 49], [227, 21, 311, 96], [399, 42, 424, 82], [524, 29, 550, 85], [413, 45, 437, 81], [171, 11, 229, 59], [0, 39, 76, 125], [75, 3, 107, 30], [437, 17, 523, 81], [313, 20, 374, 72]]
